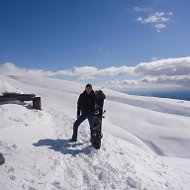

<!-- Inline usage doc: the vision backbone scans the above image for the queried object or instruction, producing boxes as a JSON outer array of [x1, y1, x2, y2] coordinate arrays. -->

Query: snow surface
[[0, 74, 190, 190]]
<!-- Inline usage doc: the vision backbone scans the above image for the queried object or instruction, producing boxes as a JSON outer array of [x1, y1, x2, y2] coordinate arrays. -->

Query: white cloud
[[155, 23, 166, 31], [0, 63, 133, 80], [98, 66, 133, 76], [138, 57, 190, 88], [136, 11, 173, 32], [106, 79, 140, 89], [118, 79, 138, 85], [105, 78, 180, 89], [0, 62, 55, 77], [58, 66, 133, 78], [77, 76, 96, 81], [105, 57, 190, 89], [134, 57, 190, 76], [140, 12, 169, 24], [71, 66, 98, 76], [121, 80, 139, 85], [105, 79, 120, 88], [1, 56, 190, 88], [141, 75, 190, 87]]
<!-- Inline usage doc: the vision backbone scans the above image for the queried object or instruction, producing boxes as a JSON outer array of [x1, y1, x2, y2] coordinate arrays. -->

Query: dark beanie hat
[[86, 83, 92, 88]]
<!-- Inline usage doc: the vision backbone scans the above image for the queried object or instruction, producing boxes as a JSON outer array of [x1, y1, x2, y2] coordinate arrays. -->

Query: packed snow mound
[[0, 75, 22, 95], [0, 74, 190, 190]]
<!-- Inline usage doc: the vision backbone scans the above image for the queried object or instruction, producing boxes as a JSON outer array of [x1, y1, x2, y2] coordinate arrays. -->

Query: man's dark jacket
[[77, 90, 95, 116]]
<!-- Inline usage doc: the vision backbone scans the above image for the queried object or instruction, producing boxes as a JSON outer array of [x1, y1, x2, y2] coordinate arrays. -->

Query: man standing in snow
[[69, 84, 95, 142]]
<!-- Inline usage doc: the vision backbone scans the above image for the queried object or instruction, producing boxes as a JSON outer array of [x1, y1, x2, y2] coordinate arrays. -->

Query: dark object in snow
[[0, 93, 41, 110], [2, 92, 21, 97], [0, 153, 5, 165], [32, 97, 41, 110], [91, 90, 106, 149]]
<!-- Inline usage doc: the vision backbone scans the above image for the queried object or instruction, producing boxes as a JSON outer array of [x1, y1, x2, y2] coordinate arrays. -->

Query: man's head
[[85, 84, 92, 95]]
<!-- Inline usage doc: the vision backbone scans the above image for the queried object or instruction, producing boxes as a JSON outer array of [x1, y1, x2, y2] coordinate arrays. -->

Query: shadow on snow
[[33, 139, 94, 156]]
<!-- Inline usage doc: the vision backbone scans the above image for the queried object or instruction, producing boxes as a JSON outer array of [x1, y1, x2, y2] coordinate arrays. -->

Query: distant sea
[[123, 89, 190, 101]]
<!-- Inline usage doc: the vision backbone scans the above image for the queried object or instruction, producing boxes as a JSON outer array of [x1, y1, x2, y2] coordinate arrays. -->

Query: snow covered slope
[[0, 75, 22, 95], [0, 74, 190, 190]]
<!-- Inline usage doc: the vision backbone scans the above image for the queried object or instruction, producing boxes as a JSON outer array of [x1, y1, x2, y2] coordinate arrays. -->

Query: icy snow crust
[[0, 74, 190, 190]]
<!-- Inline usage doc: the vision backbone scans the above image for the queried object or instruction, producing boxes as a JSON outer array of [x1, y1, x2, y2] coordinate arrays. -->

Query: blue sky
[[0, 0, 190, 90]]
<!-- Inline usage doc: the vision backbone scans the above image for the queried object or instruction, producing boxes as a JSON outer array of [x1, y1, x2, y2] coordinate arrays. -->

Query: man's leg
[[71, 115, 86, 141], [87, 115, 94, 141]]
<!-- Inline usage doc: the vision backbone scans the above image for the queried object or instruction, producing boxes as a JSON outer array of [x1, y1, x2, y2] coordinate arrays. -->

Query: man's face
[[85, 87, 92, 94]]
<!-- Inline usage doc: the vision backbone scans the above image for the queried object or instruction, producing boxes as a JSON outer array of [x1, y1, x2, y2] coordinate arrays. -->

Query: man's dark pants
[[72, 114, 94, 141]]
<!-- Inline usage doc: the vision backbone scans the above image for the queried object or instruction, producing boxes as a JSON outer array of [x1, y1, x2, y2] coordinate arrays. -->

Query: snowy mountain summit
[[0, 74, 190, 190]]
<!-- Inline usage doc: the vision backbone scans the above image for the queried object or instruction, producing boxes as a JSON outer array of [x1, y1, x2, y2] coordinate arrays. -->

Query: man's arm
[[77, 94, 82, 116]]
